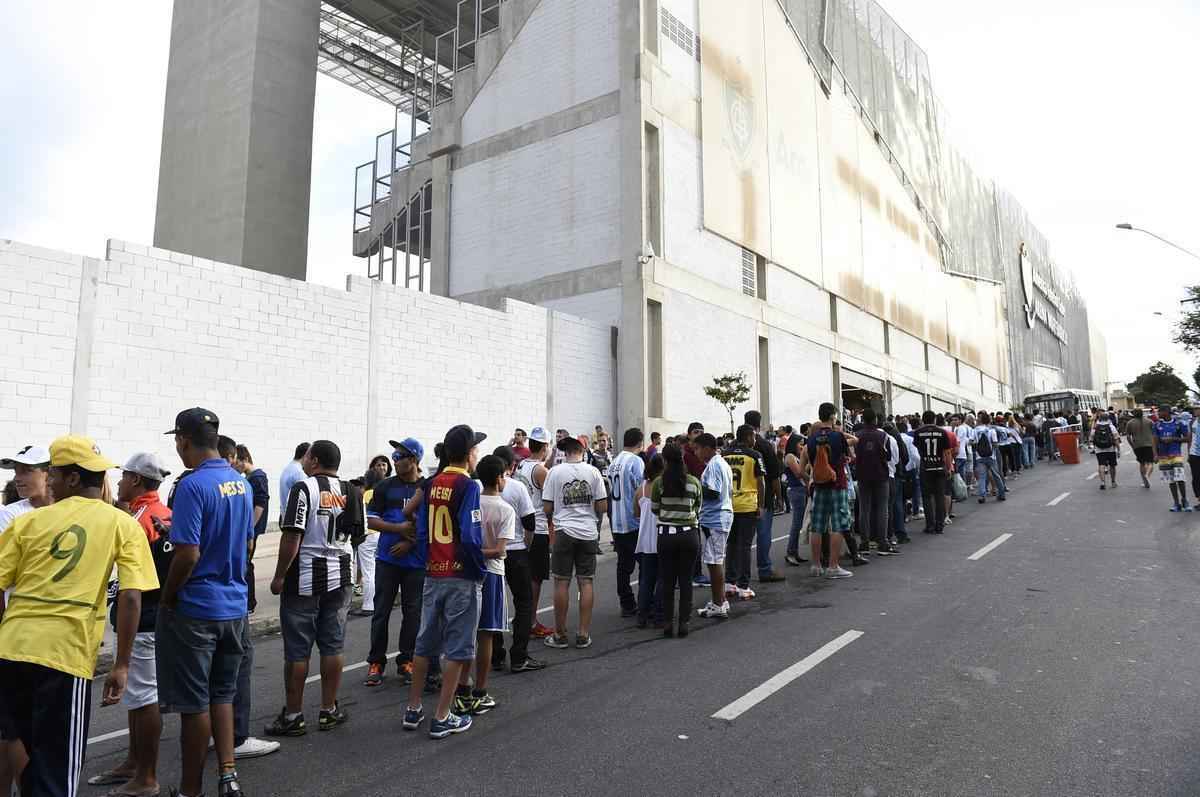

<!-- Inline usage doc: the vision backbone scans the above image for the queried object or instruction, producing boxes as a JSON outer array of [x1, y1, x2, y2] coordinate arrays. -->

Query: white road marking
[[711, 630, 864, 721], [967, 533, 1013, 561], [1047, 492, 1071, 507], [1087, 472, 1098, 480], [86, 729, 129, 745]]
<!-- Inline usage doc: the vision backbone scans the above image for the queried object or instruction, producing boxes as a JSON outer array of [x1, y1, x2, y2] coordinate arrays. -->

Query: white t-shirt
[[635, 494, 658, 555], [953, 424, 972, 459], [900, 434, 920, 472], [1093, 421, 1121, 454], [480, 494, 516, 575], [885, 434, 900, 479], [513, 459, 549, 536], [542, 460, 607, 540], [499, 477, 534, 551], [0, 499, 35, 534]]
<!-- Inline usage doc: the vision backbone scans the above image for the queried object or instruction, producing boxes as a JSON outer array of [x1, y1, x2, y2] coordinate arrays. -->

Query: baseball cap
[[687, 421, 705, 434], [388, 437, 425, 462], [528, 426, 551, 444], [0, 445, 51, 469], [443, 425, 487, 461], [164, 407, 220, 435], [122, 452, 171, 481], [557, 436, 584, 453], [49, 435, 117, 472]]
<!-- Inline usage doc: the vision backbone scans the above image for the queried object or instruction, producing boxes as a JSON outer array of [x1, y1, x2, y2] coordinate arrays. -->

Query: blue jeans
[[909, 470, 922, 515], [636, 552, 662, 622], [890, 477, 906, 536], [786, 486, 808, 557], [1022, 436, 1036, 467], [955, 457, 968, 484], [756, 501, 775, 577], [975, 456, 1006, 498]]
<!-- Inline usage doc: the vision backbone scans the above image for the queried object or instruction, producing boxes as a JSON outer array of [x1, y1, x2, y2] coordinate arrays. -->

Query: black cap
[[165, 407, 220, 436], [443, 424, 487, 461], [556, 436, 584, 453]]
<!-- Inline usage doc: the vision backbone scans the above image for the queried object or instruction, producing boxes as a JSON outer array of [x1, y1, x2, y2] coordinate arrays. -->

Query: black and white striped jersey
[[280, 475, 360, 596]]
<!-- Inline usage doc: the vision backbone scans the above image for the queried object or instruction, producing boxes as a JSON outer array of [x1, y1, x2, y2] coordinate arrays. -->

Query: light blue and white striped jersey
[[607, 450, 645, 534], [699, 452, 734, 532]]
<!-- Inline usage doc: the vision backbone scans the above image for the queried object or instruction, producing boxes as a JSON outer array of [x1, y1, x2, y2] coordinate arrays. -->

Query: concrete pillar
[[153, 0, 320, 281]]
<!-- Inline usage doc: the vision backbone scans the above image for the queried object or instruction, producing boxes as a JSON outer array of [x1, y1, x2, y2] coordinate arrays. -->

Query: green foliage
[[1126, 361, 1190, 408], [704, 372, 751, 434], [1173, 286, 1200, 353]]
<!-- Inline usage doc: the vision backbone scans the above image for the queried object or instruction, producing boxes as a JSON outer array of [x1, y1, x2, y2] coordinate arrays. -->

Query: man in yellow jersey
[[0, 435, 158, 797], [720, 425, 765, 601]]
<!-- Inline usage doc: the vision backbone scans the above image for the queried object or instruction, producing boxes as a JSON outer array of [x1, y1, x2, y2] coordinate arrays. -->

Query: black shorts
[[530, 534, 550, 582], [1134, 446, 1154, 464], [1097, 451, 1118, 467], [0, 659, 91, 797]]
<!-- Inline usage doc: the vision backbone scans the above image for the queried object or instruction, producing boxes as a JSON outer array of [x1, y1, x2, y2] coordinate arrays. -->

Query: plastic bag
[[952, 473, 968, 502]]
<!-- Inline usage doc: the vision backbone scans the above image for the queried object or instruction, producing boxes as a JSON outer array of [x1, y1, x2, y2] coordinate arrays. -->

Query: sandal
[[88, 771, 134, 787]]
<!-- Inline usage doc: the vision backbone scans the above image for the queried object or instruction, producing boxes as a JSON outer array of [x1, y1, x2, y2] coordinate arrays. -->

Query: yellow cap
[[49, 435, 117, 472]]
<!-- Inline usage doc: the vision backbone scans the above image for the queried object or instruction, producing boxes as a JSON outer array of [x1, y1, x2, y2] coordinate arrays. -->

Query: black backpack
[[854, 429, 890, 482], [1093, 423, 1114, 449], [975, 428, 994, 458]]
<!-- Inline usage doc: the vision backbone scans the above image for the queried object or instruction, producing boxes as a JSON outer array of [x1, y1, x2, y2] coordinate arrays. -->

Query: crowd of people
[[0, 398, 1195, 796]]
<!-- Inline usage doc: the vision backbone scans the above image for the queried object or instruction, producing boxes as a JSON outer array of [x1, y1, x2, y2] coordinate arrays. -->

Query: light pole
[[1115, 223, 1200, 263]]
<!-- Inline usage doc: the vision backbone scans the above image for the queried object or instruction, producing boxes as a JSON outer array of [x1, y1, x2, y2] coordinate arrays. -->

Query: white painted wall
[[449, 116, 621, 296], [461, 0, 620, 146], [0, 239, 614, 521], [836, 298, 886, 354], [768, 329, 832, 426], [928, 346, 957, 383], [540, 288, 622, 328], [890, 327, 925, 370]]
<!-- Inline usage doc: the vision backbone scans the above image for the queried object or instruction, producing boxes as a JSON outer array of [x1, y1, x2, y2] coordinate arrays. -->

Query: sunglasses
[[391, 451, 414, 463]]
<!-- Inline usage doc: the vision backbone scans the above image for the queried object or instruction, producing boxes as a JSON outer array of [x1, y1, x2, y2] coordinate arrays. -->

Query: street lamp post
[[1115, 223, 1200, 263]]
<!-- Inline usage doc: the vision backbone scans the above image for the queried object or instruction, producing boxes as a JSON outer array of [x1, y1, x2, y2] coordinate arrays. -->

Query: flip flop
[[106, 788, 160, 797], [87, 771, 133, 787]]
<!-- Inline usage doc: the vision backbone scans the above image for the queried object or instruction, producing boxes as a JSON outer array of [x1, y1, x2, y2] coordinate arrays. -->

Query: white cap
[[0, 445, 50, 468], [528, 426, 551, 444], [121, 452, 172, 482]]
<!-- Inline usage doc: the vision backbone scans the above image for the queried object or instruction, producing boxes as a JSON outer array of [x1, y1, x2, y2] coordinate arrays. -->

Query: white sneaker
[[697, 601, 729, 619], [737, 587, 756, 600], [724, 583, 740, 598], [825, 566, 854, 579], [809, 564, 825, 577], [233, 737, 280, 759]]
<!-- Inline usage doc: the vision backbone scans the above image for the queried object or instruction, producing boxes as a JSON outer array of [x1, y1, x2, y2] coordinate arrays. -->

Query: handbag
[[952, 473, 968, 502]]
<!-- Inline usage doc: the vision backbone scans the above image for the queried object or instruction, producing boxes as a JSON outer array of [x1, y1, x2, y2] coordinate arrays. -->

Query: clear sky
[[2, 1, 1197, 392]]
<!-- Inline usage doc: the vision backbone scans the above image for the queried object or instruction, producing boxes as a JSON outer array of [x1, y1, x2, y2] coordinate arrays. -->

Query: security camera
[[638, 241, 656, 265]]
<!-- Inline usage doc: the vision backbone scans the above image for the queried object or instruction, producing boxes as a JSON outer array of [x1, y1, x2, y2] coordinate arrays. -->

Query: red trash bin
[[1052, 427, 1080, 464]]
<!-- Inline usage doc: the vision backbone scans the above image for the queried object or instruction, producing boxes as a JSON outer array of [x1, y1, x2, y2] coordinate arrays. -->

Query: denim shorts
[[280, 585, 352, 662], [155, 606, 245, 715], [414, 577, 482, 662]]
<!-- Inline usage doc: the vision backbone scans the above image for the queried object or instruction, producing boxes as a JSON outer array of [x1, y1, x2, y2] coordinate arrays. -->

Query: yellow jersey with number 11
[[0, 496, 158, 679]]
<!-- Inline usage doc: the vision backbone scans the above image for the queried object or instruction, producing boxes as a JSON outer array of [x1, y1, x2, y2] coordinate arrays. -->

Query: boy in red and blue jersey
[[402, 425, 487, 739]]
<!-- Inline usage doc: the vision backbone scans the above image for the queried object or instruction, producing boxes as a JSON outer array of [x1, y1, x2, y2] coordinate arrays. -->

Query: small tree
[[1126, 361, 1189, 408], [1173, 286, 1200, 353], [704, 372, 751, 434]]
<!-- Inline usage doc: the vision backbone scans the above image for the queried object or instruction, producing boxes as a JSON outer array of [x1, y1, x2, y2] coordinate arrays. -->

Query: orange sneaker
[[531, 622, 554, 638], [398, 660, 414, 685], [364, 662, 384, 687]]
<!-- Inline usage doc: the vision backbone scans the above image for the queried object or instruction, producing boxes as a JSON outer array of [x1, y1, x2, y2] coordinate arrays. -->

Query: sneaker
[[978, 497, 986, 504], [876, 546, 898, 556], [264, 709, 306, 737], [852, 555, 870, 566], [759, 570, 786, 583], [544, 634, 569, 649], [1099, 484, 1105, 491], [809, 564, 825, 577], [1170, 505, 1183, 512], [233, 737, 280, 759], [429, 712, 472, 739], [574, 634, 593, 649], [1187, 506, 1195, 513], [353, 584, 364, 597], [531, 622, 555, 638], [318, 703, 349, 731], [364, 663, 384, 687], [896, 533, 911, 544], [998, 495, 1006, 502], [944, 517, 953, 526], [825, 566, 854, 579], [620, 606, 638, 618], [398, 660, 414, 685], [785, 554, 806, 566], [692, 575, 711, 587], [423, 676, 441, 695], [510, 657, 547, 673], [218, 775, 245, 797], [737, 586, 756, 600], [402, 705, 425, 731], [491, 657, 506, 672], [697, 601, 729, 618], [470, 693, 497, 714], [724, 583, 740, 598], [453, 693, 480, 716]]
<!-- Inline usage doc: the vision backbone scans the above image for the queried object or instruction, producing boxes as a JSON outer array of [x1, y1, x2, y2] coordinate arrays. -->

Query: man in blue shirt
[[278, 442, 309, 522], [1153, 406, 1192, 512], [158, 408, 253, 797], [694, 433, 733, 618], [606, 428, 645, 617], [363, 437, 439, 691]]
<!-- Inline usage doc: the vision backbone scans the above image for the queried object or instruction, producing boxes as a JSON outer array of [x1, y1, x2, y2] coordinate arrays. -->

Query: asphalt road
[[81, 457, 1200, 797]]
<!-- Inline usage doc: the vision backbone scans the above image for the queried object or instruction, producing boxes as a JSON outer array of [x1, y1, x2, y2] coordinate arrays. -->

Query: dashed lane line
[[711, 630, 864, 721], [1047, 492, 1071, 507], [967, 533, 1013, 561]]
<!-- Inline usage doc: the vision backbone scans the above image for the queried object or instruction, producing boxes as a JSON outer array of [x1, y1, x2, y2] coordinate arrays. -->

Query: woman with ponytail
[[650, 443, 702, 638]]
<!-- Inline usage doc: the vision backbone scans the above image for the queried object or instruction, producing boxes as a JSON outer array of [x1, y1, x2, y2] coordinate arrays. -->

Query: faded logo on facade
[[1019, 242, 1036, 329], [723, 71, 756, 165]]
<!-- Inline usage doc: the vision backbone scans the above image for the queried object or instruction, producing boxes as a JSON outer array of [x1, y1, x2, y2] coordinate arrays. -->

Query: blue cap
[[388, 437, 424, 462]]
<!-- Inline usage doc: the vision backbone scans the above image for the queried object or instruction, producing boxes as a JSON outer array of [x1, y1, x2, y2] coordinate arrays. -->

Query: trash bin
[[1051, 427, 1080, 464]]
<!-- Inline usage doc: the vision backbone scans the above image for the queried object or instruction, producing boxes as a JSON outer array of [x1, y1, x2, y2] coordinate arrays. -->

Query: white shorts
[[701, 528, 729, 566], [1160, 464, 1187, 483], [121, 632, 158, 709]]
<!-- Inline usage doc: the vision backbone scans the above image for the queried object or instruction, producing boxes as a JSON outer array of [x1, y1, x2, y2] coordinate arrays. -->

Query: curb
[[94, 612, 284, 677]]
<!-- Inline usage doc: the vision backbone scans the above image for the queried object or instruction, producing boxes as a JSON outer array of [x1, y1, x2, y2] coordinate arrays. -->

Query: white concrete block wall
[[767, 265, 829, 328], [927, 346, 957, 384], [890, 327, 925, 370], [541, 288, 621, 328], [768, 329, 833, 426], [958, 363, 982, 395], [661, 119, 744, 289], [661, 288, 758, 432], [461, 0, 619, 146], [836, 298, 886, 353], [0, 241, 85, 448], [0, 240, 612, 521], [550, 311, 614, 437], [450, 116, 621, 296], [657, 0, 701, 94]]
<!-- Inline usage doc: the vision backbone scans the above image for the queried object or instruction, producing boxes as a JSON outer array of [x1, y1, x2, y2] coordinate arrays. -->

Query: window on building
[[645, 122, 662, 260], [758, 336, 770, 423], [741, 248, 756, 297], [647, 299, 664, 417]]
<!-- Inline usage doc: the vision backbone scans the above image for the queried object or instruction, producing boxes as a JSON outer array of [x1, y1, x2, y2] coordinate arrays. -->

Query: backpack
[[854, 429, 890, 482], [1093, 423, 1114, 449], [975, 427, 993, 458], [893, 433, 910, 471], [811, 431, 838, 485]]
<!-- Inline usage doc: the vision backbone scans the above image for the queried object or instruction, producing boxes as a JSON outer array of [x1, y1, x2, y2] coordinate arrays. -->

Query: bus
[[1022, 389, 1103, 418]]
